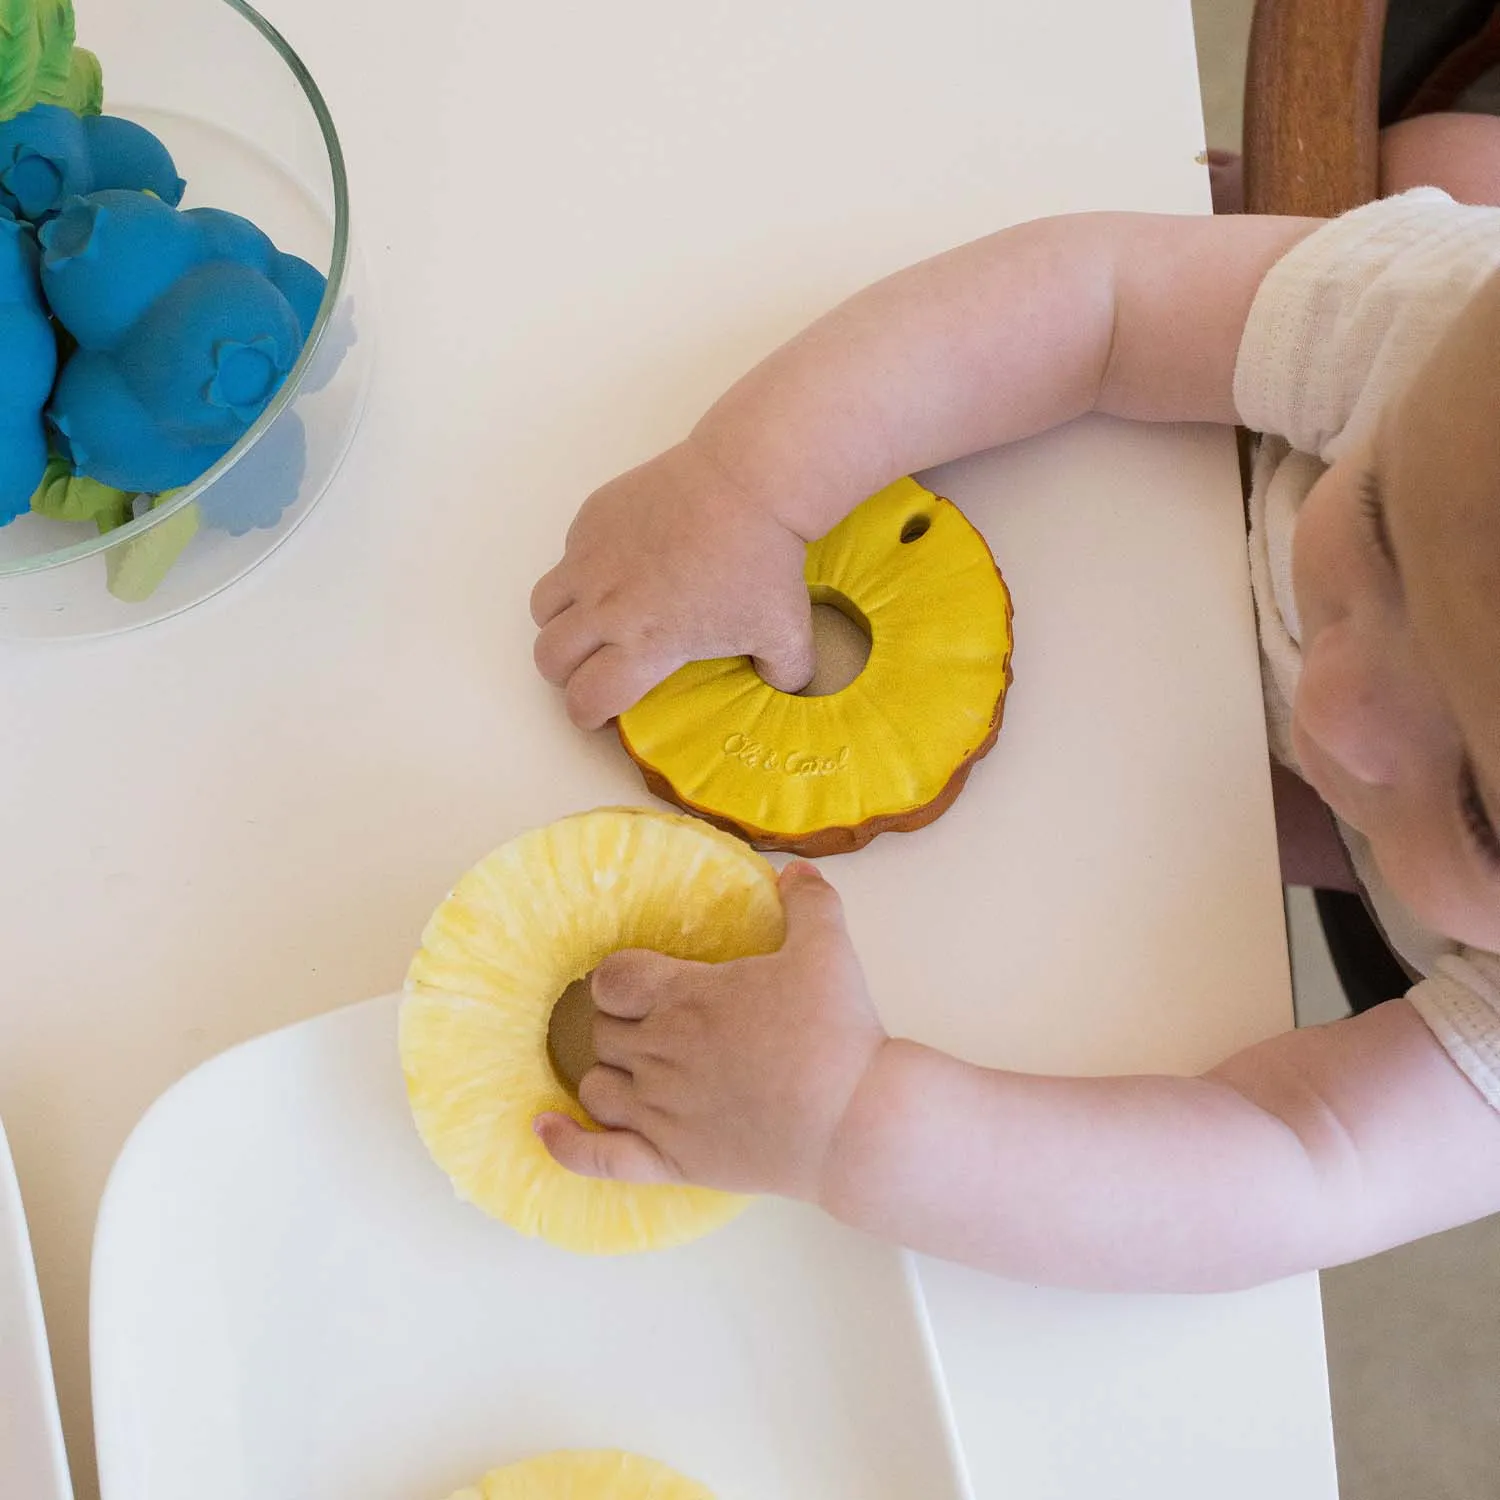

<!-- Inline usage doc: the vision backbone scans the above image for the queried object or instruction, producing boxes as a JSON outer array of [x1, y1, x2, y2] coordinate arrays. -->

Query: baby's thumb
[[751, 607, 816, 696], [777, 861, 849, 948], [533, 1113, 679, 1184]]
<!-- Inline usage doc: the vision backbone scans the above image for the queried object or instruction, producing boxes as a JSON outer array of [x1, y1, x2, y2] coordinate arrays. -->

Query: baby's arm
[[825, 999, 1500, 1291], [534, 211, 1320, 727], [538, 865, 1500, 1291]]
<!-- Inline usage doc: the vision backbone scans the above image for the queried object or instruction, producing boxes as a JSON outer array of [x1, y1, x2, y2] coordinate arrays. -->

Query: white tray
[[90, 995, 973, 1500], [0, 1117, 73, 1500]]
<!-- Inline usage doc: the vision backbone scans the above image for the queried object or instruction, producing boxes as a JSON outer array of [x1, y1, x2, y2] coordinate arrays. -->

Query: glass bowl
[[0, 0, 370, 639]]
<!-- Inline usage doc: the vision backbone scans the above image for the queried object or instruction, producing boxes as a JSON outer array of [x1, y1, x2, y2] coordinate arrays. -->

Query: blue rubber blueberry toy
[[0, 205, 56, 522], [38, 188, 325, 493], [0, 103, 184, 224]]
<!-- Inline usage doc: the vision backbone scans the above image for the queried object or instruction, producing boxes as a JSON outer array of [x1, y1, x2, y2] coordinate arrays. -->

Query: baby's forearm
[[818, 1040, 1342, 1291], [817, 1002, 1500, 1291], [689, 215, 1117, 539], [687, 211, 1317, 542]]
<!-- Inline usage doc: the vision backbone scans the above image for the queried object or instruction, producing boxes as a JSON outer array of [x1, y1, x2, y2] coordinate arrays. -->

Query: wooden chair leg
[[1244, 0, 1389, 216]]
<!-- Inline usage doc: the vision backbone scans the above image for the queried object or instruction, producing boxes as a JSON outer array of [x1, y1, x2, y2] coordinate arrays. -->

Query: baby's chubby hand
[[531, 438, 816, 729], [535, 862, 887, 1202]]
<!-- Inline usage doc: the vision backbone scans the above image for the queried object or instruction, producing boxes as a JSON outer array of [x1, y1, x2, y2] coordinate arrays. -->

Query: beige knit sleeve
[[1408, 954, 1500, 1112], [1234, 189, 1500, 463]]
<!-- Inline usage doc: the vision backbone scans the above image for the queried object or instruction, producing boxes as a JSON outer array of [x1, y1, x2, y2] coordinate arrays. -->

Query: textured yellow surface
[[619, 478, 1013, 850], [401, 808, 784, 1255], [442, 1449, 713, 1500]]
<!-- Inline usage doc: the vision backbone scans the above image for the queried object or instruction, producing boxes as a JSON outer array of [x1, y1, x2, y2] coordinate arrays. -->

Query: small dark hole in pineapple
[[900, 514, 931, 543], [546, 976, 598, 1101]]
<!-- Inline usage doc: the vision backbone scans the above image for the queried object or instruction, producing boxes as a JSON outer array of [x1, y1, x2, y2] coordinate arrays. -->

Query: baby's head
[[1292, 267, 1500, 951]]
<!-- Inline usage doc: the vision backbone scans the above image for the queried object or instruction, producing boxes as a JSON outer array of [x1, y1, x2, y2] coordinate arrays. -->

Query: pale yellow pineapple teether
[[441, 1449, 713, 1500], [401, 808, 784, 1255], [618, 477, 1014, 855]]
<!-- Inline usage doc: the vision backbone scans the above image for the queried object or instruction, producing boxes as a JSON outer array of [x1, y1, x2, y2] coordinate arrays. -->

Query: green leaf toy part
[[29, 450, 130, 528], [47, 40, 98, 116], [0, 0, 101, 124], [32, 454, 197, 603], [104, 491, 197, 603]]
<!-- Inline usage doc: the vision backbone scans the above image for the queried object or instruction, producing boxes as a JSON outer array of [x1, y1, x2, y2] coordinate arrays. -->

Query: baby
[[527, 141, 1500, 1291]]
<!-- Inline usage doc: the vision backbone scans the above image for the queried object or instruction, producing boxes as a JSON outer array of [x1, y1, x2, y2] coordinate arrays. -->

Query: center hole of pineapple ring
[[547, 977, 599, 1100], [771, 588, 871, 698]]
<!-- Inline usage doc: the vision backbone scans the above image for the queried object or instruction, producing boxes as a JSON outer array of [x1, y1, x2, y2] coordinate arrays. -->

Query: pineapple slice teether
[[401, 808, 783, 1255]]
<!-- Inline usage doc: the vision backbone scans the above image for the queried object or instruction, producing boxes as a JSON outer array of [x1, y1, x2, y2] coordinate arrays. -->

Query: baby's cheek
[[1295, 624, 1401, 788], [1287, 464, 1352, 631], [1367, 821, 1476, 949], [1291, 639, 1339, 750]]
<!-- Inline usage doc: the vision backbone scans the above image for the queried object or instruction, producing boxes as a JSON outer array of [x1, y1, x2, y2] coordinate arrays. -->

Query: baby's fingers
[[565, 640, 686, 729], [592, 1013, 654, 1072], [778, 860, 853, 951], [533, 605, 604, 688], [592, 949, 698, 1019], [529, 565, 573, 628], [750, 606, 817, 697], [533, 1112, 681, 1184]]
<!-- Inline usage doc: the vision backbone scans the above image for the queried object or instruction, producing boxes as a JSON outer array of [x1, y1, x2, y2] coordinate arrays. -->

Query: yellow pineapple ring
[[618, 477, 1013, 855], [401, 808, 784, 1255], [442, 1449, 712, 1499]]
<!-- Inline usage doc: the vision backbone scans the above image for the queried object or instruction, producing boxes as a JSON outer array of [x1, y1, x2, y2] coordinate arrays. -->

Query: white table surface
[[0, 0, 1337, 1496]]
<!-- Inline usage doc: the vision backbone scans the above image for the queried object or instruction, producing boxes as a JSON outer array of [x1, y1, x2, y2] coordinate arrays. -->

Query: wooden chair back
[[1243, 0, 1389, 216]]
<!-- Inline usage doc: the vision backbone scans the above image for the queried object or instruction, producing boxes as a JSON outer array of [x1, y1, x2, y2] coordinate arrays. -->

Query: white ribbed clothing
[[1233, 188, 1500, 1110]]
